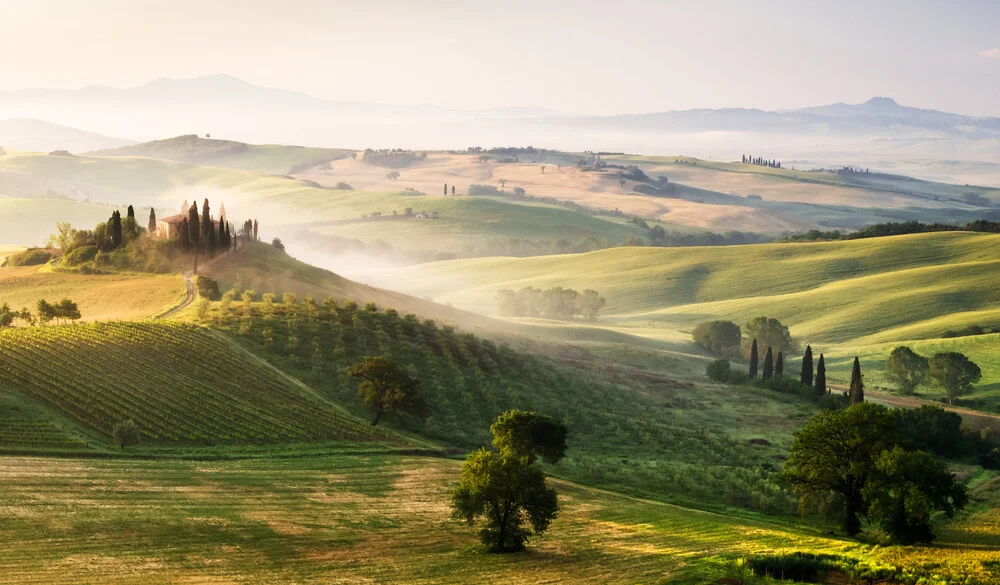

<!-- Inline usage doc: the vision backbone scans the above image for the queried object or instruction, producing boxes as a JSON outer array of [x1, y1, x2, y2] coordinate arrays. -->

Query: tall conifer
[[749, 339, 759, 378], [775, 351, 784, 376], [815, 354, 826, 396], [849, 357, 864, 403], [762, 347, 774, 380], [148, 207, 157, 233], [801, 345, 814, 386]]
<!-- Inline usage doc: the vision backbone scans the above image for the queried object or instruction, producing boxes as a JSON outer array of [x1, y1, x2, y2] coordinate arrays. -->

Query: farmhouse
[[154, 201, 225, 239]]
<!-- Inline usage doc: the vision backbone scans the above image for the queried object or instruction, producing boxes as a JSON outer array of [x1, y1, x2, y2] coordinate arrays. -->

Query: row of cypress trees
[[747, 340, 865, 404]]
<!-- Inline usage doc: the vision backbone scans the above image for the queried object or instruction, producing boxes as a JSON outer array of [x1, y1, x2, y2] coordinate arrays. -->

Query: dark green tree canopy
[[451, 410, 565, 553], [346, 355, 425, 426], [929, 352, 981, 405], [863, 447, 968, 544], [749, 339, 759, 378], [849, 357, 864, 404], [783, 403, 897, 535], [885, 346, 929, 395], [815, 354, 826, 396], [692, 320, 742, 357], [762, 347, 774, 380]]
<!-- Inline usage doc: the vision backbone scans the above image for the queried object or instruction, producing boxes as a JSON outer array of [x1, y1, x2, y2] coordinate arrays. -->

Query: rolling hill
[[0, 118, 132, 153], [374, 231, 1000, 403], [89, 134, 351, 175]]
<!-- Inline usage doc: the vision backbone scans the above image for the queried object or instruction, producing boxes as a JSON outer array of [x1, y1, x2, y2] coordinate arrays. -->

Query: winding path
[[156, 250, 234, 320]]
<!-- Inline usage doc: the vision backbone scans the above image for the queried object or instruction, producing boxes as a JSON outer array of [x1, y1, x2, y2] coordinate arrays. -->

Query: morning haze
[[0, 1, 999, 583]]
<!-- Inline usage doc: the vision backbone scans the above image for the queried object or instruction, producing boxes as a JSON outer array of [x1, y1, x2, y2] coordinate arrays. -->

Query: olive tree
[[929, 352, 981, 405], [346, 355, 425, 426]]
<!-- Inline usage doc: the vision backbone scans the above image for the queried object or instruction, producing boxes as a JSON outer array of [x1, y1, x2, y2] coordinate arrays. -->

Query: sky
[[1, 0, 998, 116]]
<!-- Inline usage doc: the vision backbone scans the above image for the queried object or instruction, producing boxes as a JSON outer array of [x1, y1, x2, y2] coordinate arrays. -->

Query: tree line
[[497, 287, 606, 320], [741, 154, 782, 168], [0, 299, 80, 327], [885, 346, 981, 404], [783, 219, 1000, 243]]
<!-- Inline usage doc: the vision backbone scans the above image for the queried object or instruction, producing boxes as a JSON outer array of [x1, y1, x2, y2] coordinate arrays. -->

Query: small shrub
[[706, 359, 731, 382], [195, 275, 221, 300], [63, 245, 98, 266], [3, 249, 53, 267]]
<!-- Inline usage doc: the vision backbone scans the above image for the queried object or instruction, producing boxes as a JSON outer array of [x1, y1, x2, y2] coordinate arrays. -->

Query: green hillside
[[377, 232, 1000, 403], [0, 321, 393, 447], [89, 134, 352, 175]]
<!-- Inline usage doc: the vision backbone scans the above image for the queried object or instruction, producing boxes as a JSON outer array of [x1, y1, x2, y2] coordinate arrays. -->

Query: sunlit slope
[[0, 321, 388, 445], [198, 242, 510, 332], [382, 231, 1000, 326], [0, 455, 996, 584], [0, 266, 185, 321]]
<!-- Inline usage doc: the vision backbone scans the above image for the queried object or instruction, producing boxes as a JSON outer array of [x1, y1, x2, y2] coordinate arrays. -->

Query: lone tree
[[783, 403, 896, 536], [451, 410, 566, 552], [815, 354, 827, 396], [762, 347, 774, 380], [112, 419, 139, 450], [748, 339, 759, 378], [849, 357, 864, 404], [443, 183, 448, 195], [800, 345, 814, 387], [885, 346, 929, 395], [346, 356, 424, 426], [929, 352, 981, 405], [775, 351, 784, 376]]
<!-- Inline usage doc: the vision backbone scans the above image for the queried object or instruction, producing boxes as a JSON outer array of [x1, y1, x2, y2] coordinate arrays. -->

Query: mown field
[[0, 454, 997, 585], [0, 265, 185, 322]]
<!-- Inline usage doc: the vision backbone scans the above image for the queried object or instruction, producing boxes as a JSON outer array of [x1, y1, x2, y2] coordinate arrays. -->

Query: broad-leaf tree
[[743, 316, 793, 356], [112, 419, 139, 450], [451, 410, 566, 552], [346, 355, 424, 426], [692, 320, 742, 357], [783, 403, 896, 535], [863, 447, 967, 544], [929, 352, 981, 405], [885, 346, 929, 395]]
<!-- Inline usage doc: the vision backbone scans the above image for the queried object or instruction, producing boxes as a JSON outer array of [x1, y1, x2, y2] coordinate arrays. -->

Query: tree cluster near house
[[496, 287, 606, 320]]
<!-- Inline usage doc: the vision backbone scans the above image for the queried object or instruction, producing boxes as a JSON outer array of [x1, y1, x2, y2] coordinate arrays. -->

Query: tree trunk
[[844, 497, 862, 536], [370, 408, 383, 426]]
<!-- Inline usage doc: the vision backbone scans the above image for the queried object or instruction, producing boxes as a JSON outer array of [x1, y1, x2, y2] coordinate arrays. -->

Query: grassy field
[[376, 232, 1000, 405], [0, 196, 118, 247], [0, 265, 185, 321], [0, 454, 996, 584]]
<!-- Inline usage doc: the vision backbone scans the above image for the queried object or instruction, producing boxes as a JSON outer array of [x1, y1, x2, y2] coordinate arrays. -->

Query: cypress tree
[[111, 210, 123, 248], [775, 351, 784, 376], [179, 217, 191, 250], [201, 199, 212, 241], [749, 339, 759, 378], [849, 356, 864, 404], [444, 183, 448, 195], [148, 207, 157, 233], [188, 204, 200, 248], [762, 347, 774, 380], [253, 220, 259, 241], [218, 214, 226, 249], [815, 354, 826, 396], [800, 345, 814, 387], [127, 204, 135, 218]]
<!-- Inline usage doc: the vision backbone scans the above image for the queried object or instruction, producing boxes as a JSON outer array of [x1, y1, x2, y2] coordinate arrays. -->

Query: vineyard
[[0, 321, 397, 447], [205, 297, 816, 514]]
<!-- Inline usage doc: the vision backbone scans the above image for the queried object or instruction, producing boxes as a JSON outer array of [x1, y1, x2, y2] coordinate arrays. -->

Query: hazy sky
[[2, 0, 998, 116]]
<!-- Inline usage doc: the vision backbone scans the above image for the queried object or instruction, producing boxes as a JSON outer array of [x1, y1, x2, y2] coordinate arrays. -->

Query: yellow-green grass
[[376, 232, 1000, 403], [0, 454, 995, 584], [0, 265, 185, 322], [377, 231, 1000, 324], [0, 321, 402, 448], [91, 135, 351, 175], [197, 241, 507, 332]]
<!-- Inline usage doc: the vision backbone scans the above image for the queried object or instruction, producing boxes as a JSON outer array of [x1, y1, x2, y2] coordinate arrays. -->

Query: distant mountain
[[0, 118, 133, 153], [542, 96, 1000, 137]]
